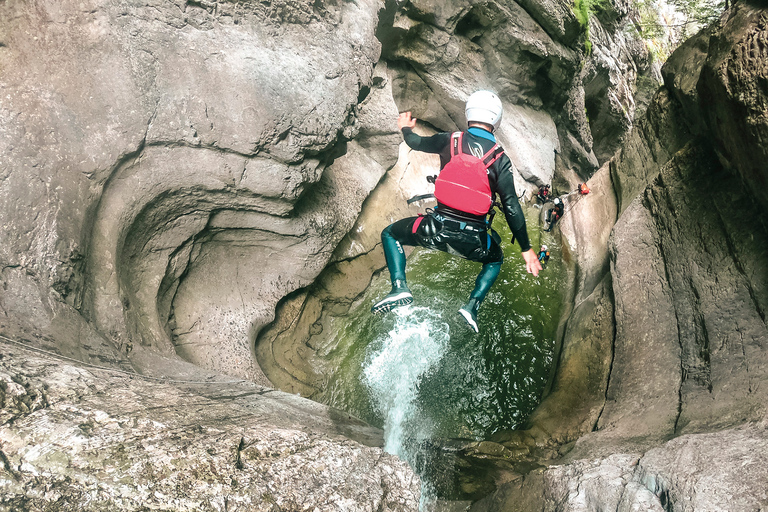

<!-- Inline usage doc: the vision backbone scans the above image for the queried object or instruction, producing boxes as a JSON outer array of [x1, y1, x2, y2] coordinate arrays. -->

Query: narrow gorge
[[1, 0, 767, 510]]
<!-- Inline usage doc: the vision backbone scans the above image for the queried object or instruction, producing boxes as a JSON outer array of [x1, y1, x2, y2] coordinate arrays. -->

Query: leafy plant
[[632, 0, 726, 62], [573, 0, 605, 54]]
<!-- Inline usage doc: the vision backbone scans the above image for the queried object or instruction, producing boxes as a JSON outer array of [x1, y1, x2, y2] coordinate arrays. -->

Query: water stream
[[313, 207, 565, 501]]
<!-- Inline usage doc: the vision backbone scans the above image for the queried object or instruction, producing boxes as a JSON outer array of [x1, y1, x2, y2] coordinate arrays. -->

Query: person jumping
[[371, 90, 542, 333]]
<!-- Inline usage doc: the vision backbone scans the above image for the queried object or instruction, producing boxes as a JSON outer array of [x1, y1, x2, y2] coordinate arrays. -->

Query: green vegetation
[[574, 0, 726, 62], [574, 0, 605, 54], [633, 0, 726, 63]]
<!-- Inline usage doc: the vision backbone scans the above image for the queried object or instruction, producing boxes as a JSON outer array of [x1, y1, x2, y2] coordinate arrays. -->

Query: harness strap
[[432, 211, 485, 232], [407, 193, 435, 204], [482, 145, 504, 168], [452, 131, 503, 169], [412, 215, 425, 234], [451, 131, 462, 157]]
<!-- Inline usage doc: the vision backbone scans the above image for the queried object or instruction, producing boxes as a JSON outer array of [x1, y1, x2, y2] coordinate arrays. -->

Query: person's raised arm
[[494, 157, 542, 277], [398, 111, 451, 154]]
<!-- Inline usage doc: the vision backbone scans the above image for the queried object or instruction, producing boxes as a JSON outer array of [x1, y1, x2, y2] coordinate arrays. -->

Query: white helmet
[[541, 245, 548, 251], [465, 90, 503, 131]]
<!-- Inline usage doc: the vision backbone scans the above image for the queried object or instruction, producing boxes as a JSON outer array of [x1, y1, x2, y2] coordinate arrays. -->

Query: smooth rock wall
[[0, 0, 397, 382]]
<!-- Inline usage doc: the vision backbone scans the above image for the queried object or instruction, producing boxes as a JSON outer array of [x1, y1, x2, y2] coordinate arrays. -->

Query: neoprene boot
[[371, 226, 413, 314], [459, 298, 481, 333], [459, 261, 501, 333], [371, 279, 413, 314]]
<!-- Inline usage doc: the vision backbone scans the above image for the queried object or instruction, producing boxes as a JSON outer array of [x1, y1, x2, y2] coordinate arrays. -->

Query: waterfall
[[362, 305, 451, 458]]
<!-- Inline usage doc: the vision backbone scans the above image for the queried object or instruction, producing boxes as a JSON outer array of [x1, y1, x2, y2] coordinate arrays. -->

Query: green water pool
[[314, 207, 565, 448]]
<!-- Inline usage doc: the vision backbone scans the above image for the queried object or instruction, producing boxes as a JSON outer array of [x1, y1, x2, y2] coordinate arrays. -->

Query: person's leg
[[381, 223, 408, 282], [371, 217, 421, 314], [459, 233, 504, 333], [470, 260, 503, 301]]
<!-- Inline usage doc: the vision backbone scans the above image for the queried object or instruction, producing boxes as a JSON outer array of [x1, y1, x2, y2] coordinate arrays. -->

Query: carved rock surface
[[0, 0, 421, 506], [4, 0, 761, 509], [0, 0, 399, 382]]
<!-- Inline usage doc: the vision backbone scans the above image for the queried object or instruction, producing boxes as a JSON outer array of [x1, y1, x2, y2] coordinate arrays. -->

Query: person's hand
[[398, 111, 417, 130], [522, 248, 543, 277]]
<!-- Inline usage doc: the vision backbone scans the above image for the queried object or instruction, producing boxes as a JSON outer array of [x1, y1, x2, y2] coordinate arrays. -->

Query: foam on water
[[362, 305, 450, 458]]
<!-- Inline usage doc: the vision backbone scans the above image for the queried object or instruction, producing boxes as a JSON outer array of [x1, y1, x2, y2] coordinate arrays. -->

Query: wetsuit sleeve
[[493, 155, 532, 252], [401, 128, 452, 156]]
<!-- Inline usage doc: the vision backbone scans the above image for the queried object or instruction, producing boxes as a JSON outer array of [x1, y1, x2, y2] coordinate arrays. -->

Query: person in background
[[537, 184, 551, 203], [371, 90, 542, 333], [538, 244, 550, 267], [545, 197, 564, 232]]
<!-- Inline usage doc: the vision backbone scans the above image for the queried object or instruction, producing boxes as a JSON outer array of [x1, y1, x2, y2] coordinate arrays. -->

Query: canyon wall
[[4, 0, 764, 509], [0, 0, 400, 384], [1, 0, 420, 508], [472, 2, 768, 509]]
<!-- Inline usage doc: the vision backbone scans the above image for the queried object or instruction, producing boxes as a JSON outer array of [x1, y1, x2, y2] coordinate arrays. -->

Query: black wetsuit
[[380, 126, 532, 304]]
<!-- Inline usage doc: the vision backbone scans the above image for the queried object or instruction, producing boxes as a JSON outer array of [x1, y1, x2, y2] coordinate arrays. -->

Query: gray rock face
[[0, 340, 420, 510], [479, 424, 768, 512], [524, 163, 617, 445], [380, 0, 577, 189], [0, 0, 421, 506], [472, 2, 768, 509], [0, 0, 400, 383], [4, 0, 762, 509], [693, 5, 768, 206], [582, 15, 655, 163]]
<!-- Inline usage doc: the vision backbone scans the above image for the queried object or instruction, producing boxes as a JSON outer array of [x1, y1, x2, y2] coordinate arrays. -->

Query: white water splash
[[362, 306, 451, 458]]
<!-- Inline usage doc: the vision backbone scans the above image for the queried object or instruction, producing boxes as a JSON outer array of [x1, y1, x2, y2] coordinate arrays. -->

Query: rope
[[0, 333, 247, 386]]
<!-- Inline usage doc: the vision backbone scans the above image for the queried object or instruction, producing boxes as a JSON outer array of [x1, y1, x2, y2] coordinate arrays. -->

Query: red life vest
[[433, 132, 504, 216]]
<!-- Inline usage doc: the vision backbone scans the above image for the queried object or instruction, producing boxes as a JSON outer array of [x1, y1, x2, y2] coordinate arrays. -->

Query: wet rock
[[470, 441, 512, 458]]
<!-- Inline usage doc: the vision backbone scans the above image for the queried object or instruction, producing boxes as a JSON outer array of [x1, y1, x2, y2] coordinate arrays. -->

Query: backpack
[[433, 131, 504, 216]]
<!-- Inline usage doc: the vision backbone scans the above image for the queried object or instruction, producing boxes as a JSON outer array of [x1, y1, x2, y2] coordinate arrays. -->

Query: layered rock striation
[[1, 0, 418, 508], [0, 0, 400, 382]]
